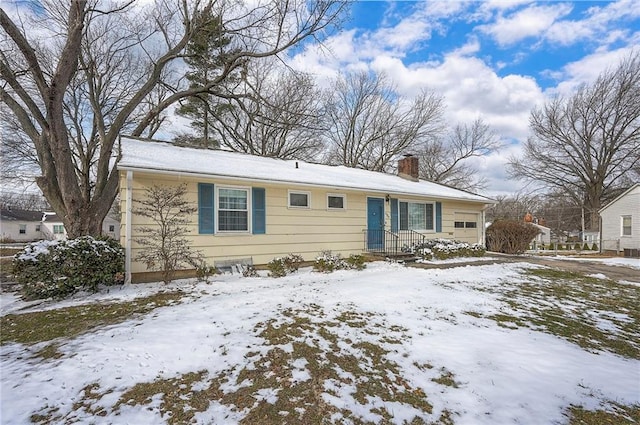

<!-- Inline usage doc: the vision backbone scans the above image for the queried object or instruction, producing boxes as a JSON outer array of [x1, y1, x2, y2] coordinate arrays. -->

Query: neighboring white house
[[531, 223, 551, 247], [0, 208, 44, 242], [1, 209, 120, 243], [41, 213, 120, 241], [41, 213, 67, 240], [599, 183, 640, 256]]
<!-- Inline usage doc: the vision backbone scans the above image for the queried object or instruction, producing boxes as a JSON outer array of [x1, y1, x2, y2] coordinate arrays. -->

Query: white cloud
[[370, 54, 543, 141], [480, 3, 573, 46], [548, 45, 640, 96]]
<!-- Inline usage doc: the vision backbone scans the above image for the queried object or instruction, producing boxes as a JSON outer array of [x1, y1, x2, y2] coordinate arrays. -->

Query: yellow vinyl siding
[[121, 171, 488, 275], [122, 172, 370, 273]]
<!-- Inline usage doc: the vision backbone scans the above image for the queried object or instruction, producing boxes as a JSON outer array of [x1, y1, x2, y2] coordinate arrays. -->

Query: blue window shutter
[[390, 198, 399, 233], [252, 187, 266, 234], [399, 201, 408, 231], [198, 183, 215, 234], [435, 201, 442, 232]]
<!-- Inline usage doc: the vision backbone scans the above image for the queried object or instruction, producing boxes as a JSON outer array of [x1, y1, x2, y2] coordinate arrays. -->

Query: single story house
[[40, 213, 120, 241], [531, 223, 551, 248], [41, 212, 67, 240], [1, 209, 120, 243], [118, 137, 496, 282], [599, 183, 640, 256], [0, 208, 44, 242]]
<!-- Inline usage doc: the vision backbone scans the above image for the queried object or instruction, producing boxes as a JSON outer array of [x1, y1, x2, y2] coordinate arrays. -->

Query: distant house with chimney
[[118, 137, 496, 282]]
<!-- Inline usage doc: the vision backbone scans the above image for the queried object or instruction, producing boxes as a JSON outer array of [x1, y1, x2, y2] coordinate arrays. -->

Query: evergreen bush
[[267, 254, 303, 277], [13, 236, 124, 300], [313, 251, 367, 273], [406, 239, 485, 260]]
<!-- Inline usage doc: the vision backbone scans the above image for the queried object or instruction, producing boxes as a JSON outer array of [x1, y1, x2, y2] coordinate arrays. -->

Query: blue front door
[[367, 197, 385, 250]]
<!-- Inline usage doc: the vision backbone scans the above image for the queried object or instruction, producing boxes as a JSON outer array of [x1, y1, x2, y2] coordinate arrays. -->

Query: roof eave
[[117, 164, 495, 205]]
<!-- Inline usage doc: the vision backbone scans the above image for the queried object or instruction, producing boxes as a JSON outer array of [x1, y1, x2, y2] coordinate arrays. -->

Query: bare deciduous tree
[[509, 52, 640, 230], [134, 184, 201, 284], [323, 71, 444, 172], [206, 60, 326, 160], [1, 0, 346, 237], [418, 119, 500, 191]]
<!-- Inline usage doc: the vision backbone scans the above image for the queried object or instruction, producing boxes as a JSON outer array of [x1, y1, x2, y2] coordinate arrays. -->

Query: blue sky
[[287, 0, 640, 196]]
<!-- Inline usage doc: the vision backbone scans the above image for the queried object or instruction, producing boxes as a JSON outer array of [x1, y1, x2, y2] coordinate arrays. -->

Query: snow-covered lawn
[[1, 261, 638, 424], [542, 255, 640, 269]]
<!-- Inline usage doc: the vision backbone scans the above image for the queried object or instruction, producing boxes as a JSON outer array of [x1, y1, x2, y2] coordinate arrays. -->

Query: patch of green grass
[[116, 371, 209, 425], [1, 291, 184, 347], [431, 368, 459, 388], [566, 402, 640, 424], [109, 306, 444, 424], [480, 267, 640, 359]]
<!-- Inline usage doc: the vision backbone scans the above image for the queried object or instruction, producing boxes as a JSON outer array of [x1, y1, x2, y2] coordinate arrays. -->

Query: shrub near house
[[486, 220, 540, 254], [13, 236, 124, 300], [406, 239, 486, 261]]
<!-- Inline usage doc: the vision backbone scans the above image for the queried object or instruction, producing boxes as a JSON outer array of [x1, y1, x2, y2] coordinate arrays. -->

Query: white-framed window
[[327, 193, 346, 210], [288, 190, 310, 209], [53, 224, 64, 234], [399, 201, 434, 231], [35, 225, 41, 232], [217, 186, 250, 232], [622, 215, 632, 236], [19, 224, 26, 234]]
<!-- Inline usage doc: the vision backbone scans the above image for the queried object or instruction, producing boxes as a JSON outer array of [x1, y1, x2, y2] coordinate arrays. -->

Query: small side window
[[289, 191, 310, 208], [465, 222, 477, 229], [19, 224, 26, 234], [622, 216, 632, 236], [327, 194, 346, 210], [109, 225, 115, 232], [454, 221, 465, 228]]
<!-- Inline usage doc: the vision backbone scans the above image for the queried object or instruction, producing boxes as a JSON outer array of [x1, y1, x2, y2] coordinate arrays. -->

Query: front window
[[19, 224, 26, 234], [53, 225, 64, 234], [218, 188, 249, 232], [400, 201, 434, 231], [622, 216, 632, 236]]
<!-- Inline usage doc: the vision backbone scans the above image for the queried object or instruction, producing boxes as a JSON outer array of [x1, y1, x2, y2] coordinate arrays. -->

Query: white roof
[[118, 137, 494, 204]]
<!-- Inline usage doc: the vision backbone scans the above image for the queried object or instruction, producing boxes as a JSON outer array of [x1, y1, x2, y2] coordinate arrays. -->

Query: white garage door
[[454, 212, 479, 243]]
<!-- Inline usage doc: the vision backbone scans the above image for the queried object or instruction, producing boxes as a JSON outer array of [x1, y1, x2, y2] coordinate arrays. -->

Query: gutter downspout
[[481, 203, 492, 246], [125, 170, 133, 284]]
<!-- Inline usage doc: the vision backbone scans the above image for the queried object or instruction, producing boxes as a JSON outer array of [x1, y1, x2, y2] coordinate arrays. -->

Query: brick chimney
[[397, 154, 419, 182]]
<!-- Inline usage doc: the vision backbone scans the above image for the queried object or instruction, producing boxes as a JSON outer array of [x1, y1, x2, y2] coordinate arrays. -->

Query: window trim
[[622, 215, 632, 237], [216, 185, 251, 234], [399, 200, 435, 232], [327, 193, 346, 211], [288, 190, 311, 209]]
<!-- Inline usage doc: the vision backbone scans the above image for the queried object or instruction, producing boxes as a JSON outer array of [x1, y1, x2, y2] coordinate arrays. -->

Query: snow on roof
[[118, 137, 494, 203], [0, 208, 42, 222]]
